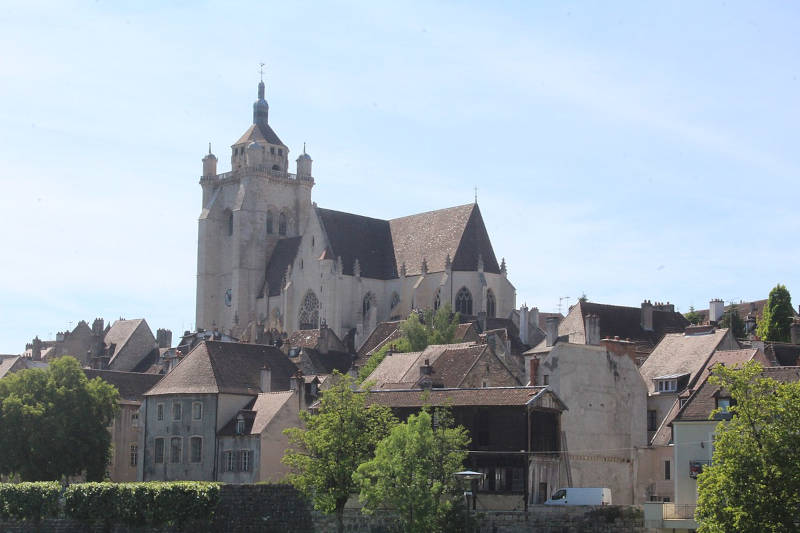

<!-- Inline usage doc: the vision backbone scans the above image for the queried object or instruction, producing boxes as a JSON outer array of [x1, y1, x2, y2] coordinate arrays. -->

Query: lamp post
[[454, 470, 484, 533]]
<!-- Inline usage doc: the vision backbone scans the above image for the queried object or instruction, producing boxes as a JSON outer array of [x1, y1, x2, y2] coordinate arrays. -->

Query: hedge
[[0, 482, 61, 521], [64, 482, 221, 527]]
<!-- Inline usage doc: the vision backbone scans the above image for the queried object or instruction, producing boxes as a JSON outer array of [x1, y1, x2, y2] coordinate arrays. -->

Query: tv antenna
[[558, 296, 571, 314]]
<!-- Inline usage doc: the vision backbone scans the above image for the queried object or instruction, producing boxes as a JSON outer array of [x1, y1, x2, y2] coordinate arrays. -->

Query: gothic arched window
[[266, 211, 273, 234], [226, 210, 234, 236], [455, 287, 473, 315], [486, 289, 496, 318], [363, 292, 375, 318], [298, 290, 319, 330], [278, 212, 288, 236], [433, 289, 441, 311]]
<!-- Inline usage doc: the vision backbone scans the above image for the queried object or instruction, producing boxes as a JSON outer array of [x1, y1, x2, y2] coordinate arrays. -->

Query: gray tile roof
[[83, 370, 163, 401], [263, 237, 302, 297], [145, 341, 298, 396], [365, 386, 563, 408], [316, 208, 397, 279]]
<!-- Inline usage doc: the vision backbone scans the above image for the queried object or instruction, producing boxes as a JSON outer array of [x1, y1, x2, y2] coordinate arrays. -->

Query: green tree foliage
[[696, 361, 800, 533], [283, 372, 397, 533], [684, 306, 704, 325], [718, 305, 746, 338], [756, 284, 794, 342], [359, 305, 460, 382], [354, 408, 470, 533], [0, 356, 119, 481]]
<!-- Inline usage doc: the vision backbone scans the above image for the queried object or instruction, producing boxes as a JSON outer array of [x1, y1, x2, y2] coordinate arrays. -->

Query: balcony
[[643, 502, 698, 531], [689, 460, 711, 479]]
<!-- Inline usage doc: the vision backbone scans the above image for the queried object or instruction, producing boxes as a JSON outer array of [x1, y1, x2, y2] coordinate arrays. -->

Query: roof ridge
[[388, 203, 474, 222]]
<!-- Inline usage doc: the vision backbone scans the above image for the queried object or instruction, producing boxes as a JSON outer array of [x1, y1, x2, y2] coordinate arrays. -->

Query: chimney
[[791, 320, 800, 345], [529, 357, 539, 385], [260, 364, 271, 393], [290, 371, 304, 392], [641, 300, 654, 332], [709, 299, 725, 324], [318, 321, 329, 354], [519, 305, 529, 345], [545, 316, 559, 347], [420, 358, 433, 377], [745, 314, 756, 335], [31, 336, 42, 361], [156, 328, 172, 349], [584, 314, 600, 345], [602, 337, 637, 363]]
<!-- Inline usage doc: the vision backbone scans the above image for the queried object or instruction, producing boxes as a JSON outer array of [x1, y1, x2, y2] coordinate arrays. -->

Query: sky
[[1, 1, 799, 353]]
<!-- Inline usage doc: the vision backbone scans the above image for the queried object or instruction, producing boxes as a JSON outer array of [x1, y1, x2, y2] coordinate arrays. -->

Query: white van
[[544, 487, 612, 506]]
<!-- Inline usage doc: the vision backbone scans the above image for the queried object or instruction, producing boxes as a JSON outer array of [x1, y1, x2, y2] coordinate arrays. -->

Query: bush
[[0, 482, 61, 521], [64, 482, 221, 527]]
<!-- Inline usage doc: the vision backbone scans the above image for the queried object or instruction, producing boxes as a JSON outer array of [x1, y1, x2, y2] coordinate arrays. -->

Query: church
[[195, 79, 517, 347]]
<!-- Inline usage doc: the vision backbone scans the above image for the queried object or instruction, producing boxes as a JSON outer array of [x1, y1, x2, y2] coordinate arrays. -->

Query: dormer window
[[270, 147, 275, 155], [236, 415, 245, 435], [654, 373, 687, 393], [717, 397, 732, 412], [657, 379, 677, 392]]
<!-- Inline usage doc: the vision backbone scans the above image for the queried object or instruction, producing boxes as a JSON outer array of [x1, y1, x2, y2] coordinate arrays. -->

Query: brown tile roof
[[317, 208, 397, 279], [363, 351, 423, 388], [145, 341, 298, 396], [235, 122, 284, 146], [218, 391, 296, 436], [673, 366, 800, 422], [365, 386, 561, 408], [389, 203, 499, 276], [693, 299, 768, 323], [262, 237, 302, 297], [562, 302, 689, 348], [639, 328, 733, 394], [429, 345, 487, 387], [286, 329, 321, 350], [763, 342, 800, 366], [398, 343, 475, 383], [83, 370, 163, 401], [0, 356, 21, 379], [297, 348, 353, 375]]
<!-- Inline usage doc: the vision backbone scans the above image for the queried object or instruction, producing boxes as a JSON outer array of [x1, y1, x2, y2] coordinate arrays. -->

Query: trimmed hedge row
[[0, 482, 61, 521], [64, 482, 221, 527], [0, 482, 220, 526]]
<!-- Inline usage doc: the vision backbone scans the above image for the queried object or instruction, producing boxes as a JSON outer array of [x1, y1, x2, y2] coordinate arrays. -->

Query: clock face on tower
[[225, 289, 232, 307]]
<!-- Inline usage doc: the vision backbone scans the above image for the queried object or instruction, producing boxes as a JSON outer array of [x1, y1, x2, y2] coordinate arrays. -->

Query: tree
[[756, 284, 794, 342], [0, 356, 119, 481], [684, 306, 704, 325], [283, 372, 397, 533], [359, 305, 460, 382], [718, 305, 745, 338], [696, 361, 800, 533], [354, 408, 470, 533]]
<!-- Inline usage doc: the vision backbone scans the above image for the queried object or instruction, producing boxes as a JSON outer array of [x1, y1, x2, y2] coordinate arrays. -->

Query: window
[[717, 397, 731, 412], [270, 146, 275, 155], [157, 403, 164, 421], [362, 292, 374, 318], [236, 415, 246, 435], [433, 289, 441, 311], [226, 210, 234, 236], [278, 148, 283, 156], [647, 410, 658, 432], [131, 411, 139, 427], [170, 437, 182, 463], [298, 290, 320, 329], [192, 402, 203, 420], [172, 401, 182, 421], [664, 460, 671, 480], [455, 287, 473, 315], [278, 212, 287, 235], [154, 438, 165, 464], [239, 450, 251, 472], [129, 444, 138, 467], [390, 292, 400, 310], [266, 211, 273, 234], [486, 289, 496, 318], [656, 379, 677, 392], [680, 398, 688, 408], [223, 451, 235, 472], [190, 437, 202, 463]]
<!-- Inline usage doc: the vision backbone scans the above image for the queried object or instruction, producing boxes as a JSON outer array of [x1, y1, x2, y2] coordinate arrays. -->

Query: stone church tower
[[197, 79, 517, 346], [196, 79, 314, 333]]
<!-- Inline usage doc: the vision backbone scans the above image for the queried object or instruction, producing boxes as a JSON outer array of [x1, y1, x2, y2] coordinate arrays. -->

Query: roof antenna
[[259, 62, 265, 82], [474, 186, 478, 204]]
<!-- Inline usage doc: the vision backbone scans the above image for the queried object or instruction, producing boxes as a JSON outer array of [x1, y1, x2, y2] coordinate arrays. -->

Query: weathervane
[[259, 62, 266, 81], [474, 186, 478, 203]]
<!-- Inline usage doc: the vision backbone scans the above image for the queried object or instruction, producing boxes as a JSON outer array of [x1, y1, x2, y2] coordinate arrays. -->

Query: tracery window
[[298, 290, 320, 329], [433, 289, 441, 311], [266, 211, 273, 234], [486, 289, 496, 318], [455, 287, 473, 315], [278, 212, 288, 236], [363, 292, 375, 318]]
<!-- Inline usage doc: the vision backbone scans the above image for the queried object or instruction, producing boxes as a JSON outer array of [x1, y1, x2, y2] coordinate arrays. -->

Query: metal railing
[[662, 503, 697, 519]]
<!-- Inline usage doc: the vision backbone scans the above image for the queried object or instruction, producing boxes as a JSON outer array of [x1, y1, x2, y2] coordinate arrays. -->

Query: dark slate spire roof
[[236, 80, 284, 146]]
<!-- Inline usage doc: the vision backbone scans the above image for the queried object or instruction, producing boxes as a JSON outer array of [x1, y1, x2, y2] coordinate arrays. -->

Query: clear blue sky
[[1, 1, 798, 353]]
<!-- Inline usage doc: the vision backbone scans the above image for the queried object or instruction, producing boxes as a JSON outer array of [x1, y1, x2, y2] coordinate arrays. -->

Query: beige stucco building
[[196, 80, 516, 348]]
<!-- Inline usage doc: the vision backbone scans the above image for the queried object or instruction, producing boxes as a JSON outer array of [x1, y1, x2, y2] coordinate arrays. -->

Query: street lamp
[[454, 470, 484, 533]]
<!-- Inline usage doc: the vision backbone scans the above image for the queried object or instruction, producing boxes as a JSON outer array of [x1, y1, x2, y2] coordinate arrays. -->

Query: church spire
[[253, 67, 269, 125]]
